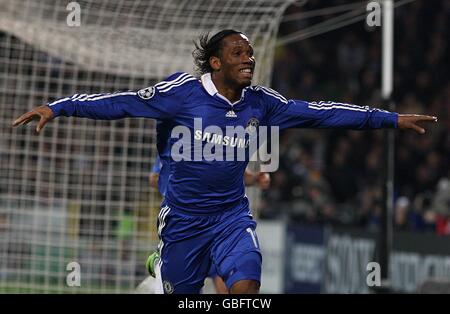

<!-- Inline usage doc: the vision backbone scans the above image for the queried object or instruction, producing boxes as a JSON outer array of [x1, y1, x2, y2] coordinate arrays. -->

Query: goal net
[[0, 0, 293, 293]]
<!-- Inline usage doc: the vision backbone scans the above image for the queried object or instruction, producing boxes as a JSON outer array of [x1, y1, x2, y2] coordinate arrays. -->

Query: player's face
[[218, 34, 256, 87]]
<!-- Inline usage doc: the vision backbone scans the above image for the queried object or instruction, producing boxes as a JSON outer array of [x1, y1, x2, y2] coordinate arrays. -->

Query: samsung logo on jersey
[[170, 118, 280, 172], [194, 130, 249, 148]]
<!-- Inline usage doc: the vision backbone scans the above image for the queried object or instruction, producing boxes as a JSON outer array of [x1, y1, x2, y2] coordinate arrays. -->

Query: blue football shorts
[[154, 197, 262, 294]]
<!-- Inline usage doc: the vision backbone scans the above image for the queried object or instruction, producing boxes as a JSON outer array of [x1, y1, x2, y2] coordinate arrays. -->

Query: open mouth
[[239, 68, 253, 77], [239, 68, 252, 73]]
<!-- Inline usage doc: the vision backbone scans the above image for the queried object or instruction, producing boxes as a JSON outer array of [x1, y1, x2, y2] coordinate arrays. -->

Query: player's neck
[[211, 72, 243, 103]]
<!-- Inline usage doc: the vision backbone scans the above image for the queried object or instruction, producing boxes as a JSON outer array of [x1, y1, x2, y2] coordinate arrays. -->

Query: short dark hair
[[192, 29, 243, 75]]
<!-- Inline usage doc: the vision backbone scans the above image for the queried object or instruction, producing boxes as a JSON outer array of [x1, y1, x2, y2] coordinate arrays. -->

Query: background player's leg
[[135, 276, 158, 294]]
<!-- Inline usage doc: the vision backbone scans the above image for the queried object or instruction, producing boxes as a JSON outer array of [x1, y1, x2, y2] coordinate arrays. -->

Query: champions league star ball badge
[[137, 86, 155, 99]]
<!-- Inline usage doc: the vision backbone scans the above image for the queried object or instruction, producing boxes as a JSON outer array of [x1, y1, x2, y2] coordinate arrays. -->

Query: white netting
[[0, 0, 293, 293], [0, 0, 292, 82]]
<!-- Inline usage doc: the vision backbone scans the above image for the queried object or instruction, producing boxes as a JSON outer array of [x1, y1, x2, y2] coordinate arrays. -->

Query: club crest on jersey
[[163, 280, 174, 294], [225, 110, 237, 118], [137, 86, 155, 99], [246, 117, 259, 133]]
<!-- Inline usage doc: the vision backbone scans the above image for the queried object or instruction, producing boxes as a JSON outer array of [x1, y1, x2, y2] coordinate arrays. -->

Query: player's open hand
[[397, 114, 437, 134], [12, 105, 54, 134]]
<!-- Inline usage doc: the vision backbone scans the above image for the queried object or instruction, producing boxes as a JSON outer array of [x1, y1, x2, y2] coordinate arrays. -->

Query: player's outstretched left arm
[[264, 95, 437, 133]]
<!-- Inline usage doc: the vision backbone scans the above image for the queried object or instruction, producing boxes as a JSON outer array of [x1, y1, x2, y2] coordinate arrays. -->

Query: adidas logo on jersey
[[226, 110, 237, 118]]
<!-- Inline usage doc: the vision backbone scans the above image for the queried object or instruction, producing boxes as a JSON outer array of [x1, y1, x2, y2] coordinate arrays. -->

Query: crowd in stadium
[[260, 1, 449, 235]]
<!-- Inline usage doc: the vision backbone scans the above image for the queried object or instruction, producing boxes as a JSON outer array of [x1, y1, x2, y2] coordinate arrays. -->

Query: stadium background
[[0, 0, 448, 293]]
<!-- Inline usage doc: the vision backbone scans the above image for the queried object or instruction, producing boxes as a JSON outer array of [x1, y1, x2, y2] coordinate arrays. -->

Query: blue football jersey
[[151, 155, 170, 197], [151, 155, 162, 173], [48, 72, 398, 215]]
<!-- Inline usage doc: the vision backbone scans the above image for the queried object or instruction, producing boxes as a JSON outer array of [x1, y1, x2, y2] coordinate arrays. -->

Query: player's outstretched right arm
[[12, 90, 169, 134], [12, 72, 196, 134]]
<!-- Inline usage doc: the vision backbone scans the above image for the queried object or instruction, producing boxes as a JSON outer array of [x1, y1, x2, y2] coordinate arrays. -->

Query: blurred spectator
[[433, 178, 450, 235], [261, 1, 449, 235], [394, 196, 410, 231]]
